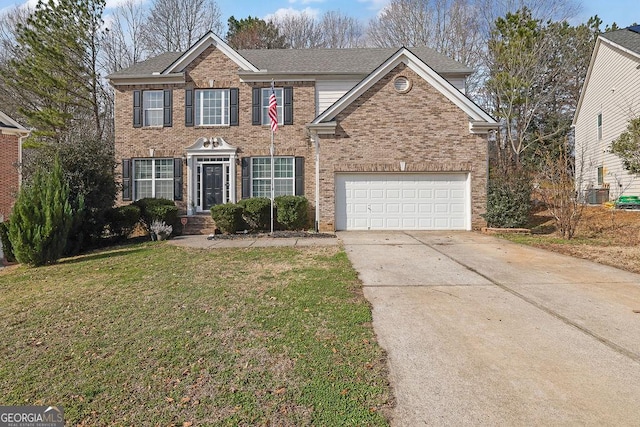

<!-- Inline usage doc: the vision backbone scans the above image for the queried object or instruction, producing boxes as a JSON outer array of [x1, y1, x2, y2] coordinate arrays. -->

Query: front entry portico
[[185, 137, 238, 215]]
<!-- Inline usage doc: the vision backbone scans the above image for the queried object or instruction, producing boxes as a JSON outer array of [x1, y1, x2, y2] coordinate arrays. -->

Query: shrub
[[9, 157, 73, 266], [0, 221, 15, 263], [482, 174, 531, 228], [133, 198, 179, 235], [211, 204, 244, 234], [23, 136, 117, 252], [150, 220, 173, 240], [275, 196, 309, 230], [239, 197, 271, 230], [104, 205, 141, 240]]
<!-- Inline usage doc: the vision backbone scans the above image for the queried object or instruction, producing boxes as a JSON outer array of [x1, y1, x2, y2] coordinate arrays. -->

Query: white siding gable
[[316, 80, 360, 115], [575, 39, 640, 199]]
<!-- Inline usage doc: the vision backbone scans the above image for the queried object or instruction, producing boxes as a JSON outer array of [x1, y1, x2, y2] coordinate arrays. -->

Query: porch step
[[180, 214, 217, 235]]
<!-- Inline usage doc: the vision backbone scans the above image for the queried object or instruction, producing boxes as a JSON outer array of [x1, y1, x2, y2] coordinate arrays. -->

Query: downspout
[[314, 132, 320, 233], [17, 131, 30, 191]]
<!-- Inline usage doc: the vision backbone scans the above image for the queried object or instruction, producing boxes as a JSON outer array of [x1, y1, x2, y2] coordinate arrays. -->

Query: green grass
[[0, 243, 391, 425]]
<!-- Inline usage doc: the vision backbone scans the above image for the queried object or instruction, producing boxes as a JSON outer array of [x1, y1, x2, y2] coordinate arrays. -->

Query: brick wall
[[114, 46, 315, 213], [114, 48, 488, 231], [0, 132, 20, 219], [317, 63, 488, 231]]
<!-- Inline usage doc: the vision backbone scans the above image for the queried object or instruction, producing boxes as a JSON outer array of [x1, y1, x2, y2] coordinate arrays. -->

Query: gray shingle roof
[[109, 46, 472, 79], [108, 52, 183, 78], [238, 47, 472, 74], [601, 27, 640, 56]]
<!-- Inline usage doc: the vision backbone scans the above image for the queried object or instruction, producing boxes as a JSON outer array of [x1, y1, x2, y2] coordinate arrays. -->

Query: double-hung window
[[134, 159, 174, 200], [261, 88, 283, 126], [143, 91, 164, 126], [251, 157, 294, 198], [195, 89, 229, 126]]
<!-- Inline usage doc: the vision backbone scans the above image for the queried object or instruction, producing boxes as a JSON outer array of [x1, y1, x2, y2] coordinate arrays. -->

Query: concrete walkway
[[167, 234, 338, 249], [340, 231, 640, 426]]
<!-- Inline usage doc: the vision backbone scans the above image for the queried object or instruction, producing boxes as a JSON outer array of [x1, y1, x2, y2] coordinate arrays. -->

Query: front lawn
[[0, 243, 392, 425]]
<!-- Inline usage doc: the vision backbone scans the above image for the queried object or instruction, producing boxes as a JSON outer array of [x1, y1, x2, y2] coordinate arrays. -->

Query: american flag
[[269, 82, 278, 133]]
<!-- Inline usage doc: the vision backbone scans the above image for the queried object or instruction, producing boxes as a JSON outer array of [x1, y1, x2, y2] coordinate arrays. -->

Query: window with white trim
[[143, 90, 163, 126], [261, 88, 283, 126], [134, 158, 174, 200], [251, 157, 294, 198], [195, 89, 229, 126]]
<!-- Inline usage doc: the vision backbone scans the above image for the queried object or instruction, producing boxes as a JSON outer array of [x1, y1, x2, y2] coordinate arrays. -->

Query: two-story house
[[574, 26, 640, 203], [0, 110, 29, 221], [108, 32, 497, 232]]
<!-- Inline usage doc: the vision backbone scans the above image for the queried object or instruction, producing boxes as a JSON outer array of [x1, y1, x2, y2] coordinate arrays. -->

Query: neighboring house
[[108, 32, 497, 232], [574, 26, 640, 203], [0, 110, 29, 221]]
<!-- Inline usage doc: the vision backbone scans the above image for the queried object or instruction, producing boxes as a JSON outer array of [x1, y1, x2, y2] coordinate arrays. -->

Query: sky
[[0, 0, 637, 29]]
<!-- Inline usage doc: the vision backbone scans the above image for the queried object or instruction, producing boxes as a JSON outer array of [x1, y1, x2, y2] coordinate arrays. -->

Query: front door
[[203, 164, 224, 210]]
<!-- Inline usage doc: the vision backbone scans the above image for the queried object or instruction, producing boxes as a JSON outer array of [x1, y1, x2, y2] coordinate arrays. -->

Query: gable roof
[[572, 27, 640, 126], [310, 47, 495, 134], [108, 35, 473, 81], [0, 110, 29, 136], [600, 27, 640, 56]]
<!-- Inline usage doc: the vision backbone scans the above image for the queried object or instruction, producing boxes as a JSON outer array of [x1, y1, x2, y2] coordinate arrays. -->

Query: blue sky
[[0, 0, 637, 29]]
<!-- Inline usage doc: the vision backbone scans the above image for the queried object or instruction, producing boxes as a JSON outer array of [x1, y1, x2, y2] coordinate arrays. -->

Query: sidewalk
[[167, 234, 339, 249]]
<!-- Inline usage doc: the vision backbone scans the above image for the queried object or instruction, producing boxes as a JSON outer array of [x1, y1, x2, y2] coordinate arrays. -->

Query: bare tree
[[535, 137, 584, 239], [272, 12, 323, 49], [272, 10, 363, 49], [319, 11, 364, 48], [101, 0, 147, 74], [0, 6, 31, 119], [142, 0, 223, 54], [367, 0, 434, 48]]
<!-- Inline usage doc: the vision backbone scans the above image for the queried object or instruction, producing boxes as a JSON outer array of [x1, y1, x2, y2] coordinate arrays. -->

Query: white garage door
[[335, 173, 470, 231]]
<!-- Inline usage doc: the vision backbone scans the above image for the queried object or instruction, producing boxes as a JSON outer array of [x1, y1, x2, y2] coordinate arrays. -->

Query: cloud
[[264, 7, 321, 22], [105, 0, 147, 9], [357, 0, 390, 13], [288, 0, 325, 4]]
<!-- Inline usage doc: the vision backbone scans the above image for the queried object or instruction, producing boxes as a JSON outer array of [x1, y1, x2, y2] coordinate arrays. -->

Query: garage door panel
[[335, 173, 469, 231]]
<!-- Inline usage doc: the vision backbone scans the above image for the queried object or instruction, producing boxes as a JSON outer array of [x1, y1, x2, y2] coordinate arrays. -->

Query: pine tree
[[9, 157, 73, 266]]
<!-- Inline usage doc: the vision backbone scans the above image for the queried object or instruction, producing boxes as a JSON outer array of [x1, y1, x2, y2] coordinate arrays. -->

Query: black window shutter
[[230, 88, 239, 126], [122, 159, 132, 201], [163, 89, 172, 127], [295, 157, 304, 196], [242, 157, 251, 198], [185, 88, 194, 127], [284, 86, 293, 125], [252, 87, 261, 125], [173, 158, 183, 201], [133, 91, 142, 128]]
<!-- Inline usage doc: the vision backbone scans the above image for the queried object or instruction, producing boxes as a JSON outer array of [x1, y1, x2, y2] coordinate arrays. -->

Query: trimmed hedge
[[275, 196, 309, 230], [482, 175, 531, 228], [238, 197, 271, 231], [132, 198, 179, 235], [211, 204, 244, 234], [104, 205, 141, 240]]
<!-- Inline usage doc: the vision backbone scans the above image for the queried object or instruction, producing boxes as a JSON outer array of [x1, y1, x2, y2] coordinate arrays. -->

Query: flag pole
[[268, 80, 278, 236], [270, 128, 274, 235]]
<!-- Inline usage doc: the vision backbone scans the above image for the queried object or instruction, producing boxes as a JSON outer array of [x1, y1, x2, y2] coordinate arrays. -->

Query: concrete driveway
[[339, 231, 640, 426]]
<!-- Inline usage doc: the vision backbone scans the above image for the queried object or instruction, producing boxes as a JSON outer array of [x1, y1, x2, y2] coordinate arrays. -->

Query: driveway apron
[[339, 231, 640, 426]]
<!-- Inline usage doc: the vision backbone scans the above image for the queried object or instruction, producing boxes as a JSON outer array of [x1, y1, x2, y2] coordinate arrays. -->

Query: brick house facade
[[0, 111, 29, 220], [108, 32, 496, 232]]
